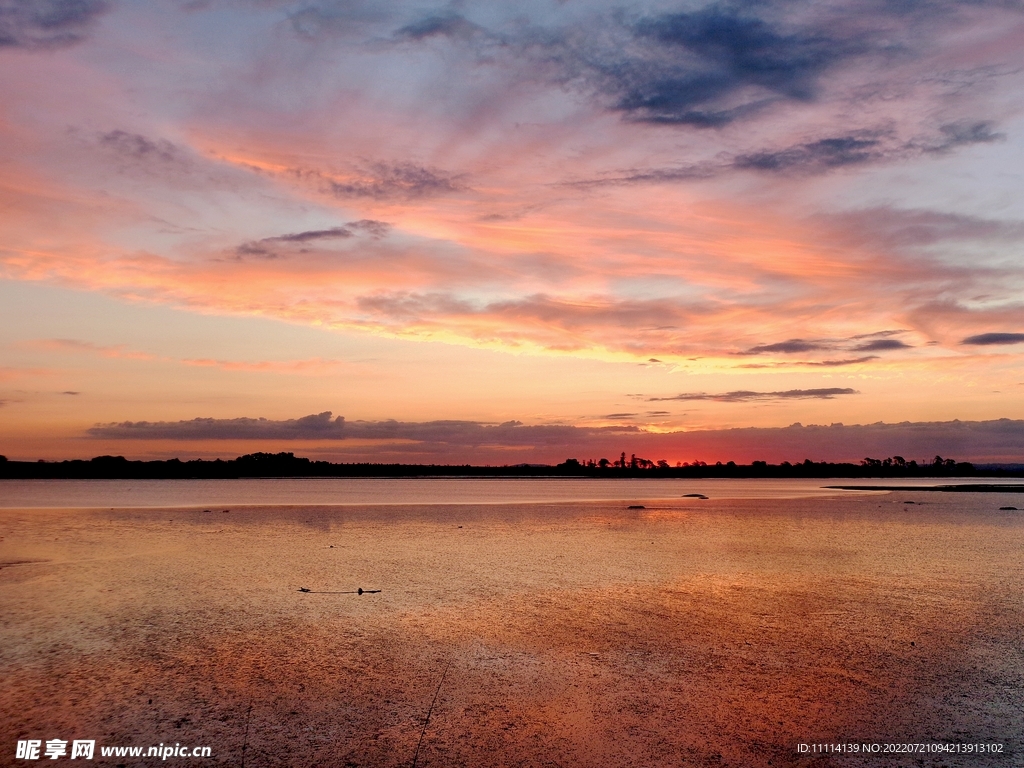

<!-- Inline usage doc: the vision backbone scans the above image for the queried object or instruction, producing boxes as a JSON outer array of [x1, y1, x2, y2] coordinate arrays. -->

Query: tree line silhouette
[[0, 451, 1008, 479]]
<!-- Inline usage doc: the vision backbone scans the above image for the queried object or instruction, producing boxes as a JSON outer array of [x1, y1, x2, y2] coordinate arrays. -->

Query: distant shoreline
[[2, 451, 1022, 480], [827, 484, 1024, 493]]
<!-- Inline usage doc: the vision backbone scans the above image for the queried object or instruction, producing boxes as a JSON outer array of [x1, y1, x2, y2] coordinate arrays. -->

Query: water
[[1, 479, 1021, 767], [3, 475, 1020, 509]]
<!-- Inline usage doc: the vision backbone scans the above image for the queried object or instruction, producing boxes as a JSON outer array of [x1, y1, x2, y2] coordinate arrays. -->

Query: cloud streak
[[646, 388, 859, 403], [325, 162, 465, 199], [961, 332, 1024, 346]]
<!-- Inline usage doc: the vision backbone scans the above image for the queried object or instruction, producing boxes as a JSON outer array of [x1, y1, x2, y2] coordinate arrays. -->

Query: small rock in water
[[627, 505, 645, 509]]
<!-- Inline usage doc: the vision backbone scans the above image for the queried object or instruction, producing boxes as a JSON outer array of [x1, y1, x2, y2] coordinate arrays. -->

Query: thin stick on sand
[[240, 698, 252, 768], [411, 659, 452, 768], [296, 588, 381, 594]]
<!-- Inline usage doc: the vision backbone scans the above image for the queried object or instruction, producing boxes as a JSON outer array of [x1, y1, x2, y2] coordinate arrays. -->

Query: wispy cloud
[[325, 162, 465, 199], [737, 356, 880, 368], [853, 339, 912, 352], [734, 135, 884, 172], [235, 226, 354, 259], [575, 123, 1007, 185], [100, 130, 181, 164], [646, 388, 859, 402], [737, 334, 911, 357]]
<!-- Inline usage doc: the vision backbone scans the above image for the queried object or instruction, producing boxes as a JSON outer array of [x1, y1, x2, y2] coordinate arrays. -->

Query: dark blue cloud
[[636, 9, 859, 98], [0, 0, 108, 48], [603, 6, 869, 126], [961, 332, 1024, 345]]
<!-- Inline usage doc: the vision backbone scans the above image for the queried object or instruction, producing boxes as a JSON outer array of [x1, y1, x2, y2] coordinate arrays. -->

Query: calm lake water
[[3, 475, 1022, 508], [2, 479, 1022, 767]]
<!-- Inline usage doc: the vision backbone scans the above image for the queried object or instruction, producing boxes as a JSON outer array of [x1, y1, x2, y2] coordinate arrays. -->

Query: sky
[[2, 0, 1024, 464]]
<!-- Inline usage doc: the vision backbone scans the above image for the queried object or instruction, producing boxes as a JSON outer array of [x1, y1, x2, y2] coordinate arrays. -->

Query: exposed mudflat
[[1, 489, 1022, 767]]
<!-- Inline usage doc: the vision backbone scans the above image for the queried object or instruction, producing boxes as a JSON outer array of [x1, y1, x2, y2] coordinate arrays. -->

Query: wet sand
[[1, 490, 1022, 767]]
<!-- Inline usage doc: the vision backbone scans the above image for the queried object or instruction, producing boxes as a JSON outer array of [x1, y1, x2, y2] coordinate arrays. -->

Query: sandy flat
[[1, 491, 1022, 767]]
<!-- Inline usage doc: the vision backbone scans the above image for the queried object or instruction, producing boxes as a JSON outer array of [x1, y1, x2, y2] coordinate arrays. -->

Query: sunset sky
[[2, 0, 1024, 463]]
